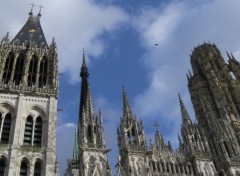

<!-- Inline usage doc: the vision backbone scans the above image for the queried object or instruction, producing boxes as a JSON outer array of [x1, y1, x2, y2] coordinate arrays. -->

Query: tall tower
[[0, 9, 58, 176], [188, 43, 240, 175], [78, 53, 111, 176], [117, 88, 149, 176]]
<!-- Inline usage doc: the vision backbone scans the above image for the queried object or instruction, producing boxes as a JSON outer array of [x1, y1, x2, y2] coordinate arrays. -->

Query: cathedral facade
[[0, 11, 58, 175], [66, 43, 240, 176], [1, 7, 240, 176]]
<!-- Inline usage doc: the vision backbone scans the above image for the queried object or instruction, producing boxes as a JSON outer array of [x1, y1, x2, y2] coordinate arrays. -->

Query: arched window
[[13, 53, 25, 85], [0, 157, 6, 176], [34, 160, 42, 176], [2, 52, 14, 84], [1, 113, 12, 144], [28, 55, 38, 86], [20, 160, 28, 176], [23, 116, 33, 146], [34, 117, 42, 147], [38, 57, 48, 87]]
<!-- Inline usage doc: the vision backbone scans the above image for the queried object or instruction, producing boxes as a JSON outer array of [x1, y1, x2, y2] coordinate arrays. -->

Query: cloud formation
[[132, 0, 240, 145]]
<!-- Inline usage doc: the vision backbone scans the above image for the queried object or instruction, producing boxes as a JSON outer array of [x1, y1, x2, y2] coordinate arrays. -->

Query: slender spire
[[178, 93, 192, 126], [80, 50, 89, 78], [122, 86, 133, 119], [79, 52, 89, 124]]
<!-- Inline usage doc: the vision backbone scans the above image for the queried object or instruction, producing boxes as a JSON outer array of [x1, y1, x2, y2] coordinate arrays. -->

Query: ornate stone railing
[[128, 144, 146, 152], [193, 150, 211, 158], [0, 82, 58, 95]]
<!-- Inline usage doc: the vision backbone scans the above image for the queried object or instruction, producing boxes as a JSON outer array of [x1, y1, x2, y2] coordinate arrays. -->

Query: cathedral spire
[[79, 53, 91, 124], [178, 93, 192, 126], [122, 86, 133, 119]]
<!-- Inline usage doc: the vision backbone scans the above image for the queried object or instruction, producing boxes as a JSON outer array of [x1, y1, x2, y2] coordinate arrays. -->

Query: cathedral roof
[[11, 13, 48, 47]]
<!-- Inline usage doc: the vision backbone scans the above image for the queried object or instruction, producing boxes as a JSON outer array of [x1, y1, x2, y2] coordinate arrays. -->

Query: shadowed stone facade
[[0, 11, 58, 175]]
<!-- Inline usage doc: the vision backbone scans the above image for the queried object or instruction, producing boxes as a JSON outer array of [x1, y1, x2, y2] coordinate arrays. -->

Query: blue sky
[[1, 0, 240, 175]]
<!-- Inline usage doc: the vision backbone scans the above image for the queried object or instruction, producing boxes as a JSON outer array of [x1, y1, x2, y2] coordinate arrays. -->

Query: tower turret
[[117, 87, 149, 176]]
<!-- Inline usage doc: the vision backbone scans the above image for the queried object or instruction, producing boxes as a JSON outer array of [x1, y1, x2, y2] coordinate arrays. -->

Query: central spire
[[79, 52, 91, 124]]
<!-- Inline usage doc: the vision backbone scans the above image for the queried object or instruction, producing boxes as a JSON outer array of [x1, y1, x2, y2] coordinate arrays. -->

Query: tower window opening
[[38, 57, 48, 87], [131, 127, 136, 143], [2, 52, 14, 84], [1, 113, 12, 144], [23, 116, 33, 146], [13, 53, 25, 85], [28, 55, 38, 86], [20, 160, 28, 176], [94, 125, 96, 134], [88, 125, 92, 143], [34, 117, 42, 147], [0, 157, 6, 175], [34, 160, 42, 176]]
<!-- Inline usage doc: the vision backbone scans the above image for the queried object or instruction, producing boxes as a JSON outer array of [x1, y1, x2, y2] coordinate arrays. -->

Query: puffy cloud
[[0, 0, 129, 83], [132, 0, 240, 144]]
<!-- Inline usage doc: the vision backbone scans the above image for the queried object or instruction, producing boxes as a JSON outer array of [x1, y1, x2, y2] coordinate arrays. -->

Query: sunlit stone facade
[[0, 11, 58, 175]]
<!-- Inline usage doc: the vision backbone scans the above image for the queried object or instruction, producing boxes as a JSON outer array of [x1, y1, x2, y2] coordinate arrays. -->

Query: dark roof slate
[[11, 14, 48, 47]]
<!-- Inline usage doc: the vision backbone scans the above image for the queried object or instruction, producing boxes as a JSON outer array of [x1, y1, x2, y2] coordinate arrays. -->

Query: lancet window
[[20, 160, 28, 176], [33, 160, 42, 176], [23, 115, 43, 147], [13, 53, 25, 85], [0, 157, 6, 176], [38, 57, 48, 87], [28, 55, 38, 86], [2, 52, 14, 84], [0, 112, 12, 144]]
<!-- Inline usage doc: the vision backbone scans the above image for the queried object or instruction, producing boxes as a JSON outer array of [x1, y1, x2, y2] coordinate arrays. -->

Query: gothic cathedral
[[0, 10, 58, 175], [1, 7, 240, 176]]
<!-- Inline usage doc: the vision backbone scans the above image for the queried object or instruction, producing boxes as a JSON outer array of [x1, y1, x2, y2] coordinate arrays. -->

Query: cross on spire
[[154, 122, 160, 131], [38, 5, 44, 16], [29, 3, 36, 15]]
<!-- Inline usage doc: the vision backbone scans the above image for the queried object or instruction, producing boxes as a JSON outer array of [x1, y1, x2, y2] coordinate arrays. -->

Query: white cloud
[[132, 0, 240, 146], [0, 0, 129, 83]]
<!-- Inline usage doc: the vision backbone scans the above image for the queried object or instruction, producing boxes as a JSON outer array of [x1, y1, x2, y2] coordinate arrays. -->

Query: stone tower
[[117, 88, 149, 176], [179, 94, 216, 175], [78, 53, 111, 176], [0, 10, 58, 176], [188, 43, 240, 175]]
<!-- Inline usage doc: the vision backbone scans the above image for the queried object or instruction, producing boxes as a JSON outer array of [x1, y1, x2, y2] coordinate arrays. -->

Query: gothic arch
[[18, 157, 30, 176], [32, 158, 43, 176], [38, 56, 48, 88], [2, 52, 14, 84], [23, 105, 46, 121], [28, 55, 38, 86], [13, 52, 25, 85], [0, 101, 15, 116]]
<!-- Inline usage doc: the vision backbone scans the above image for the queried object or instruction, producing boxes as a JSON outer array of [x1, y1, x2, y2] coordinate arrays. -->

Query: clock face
[[29, 29, 36, 33]]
